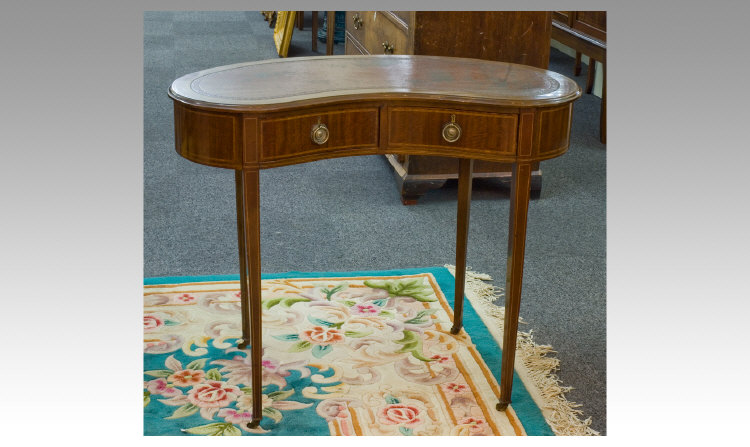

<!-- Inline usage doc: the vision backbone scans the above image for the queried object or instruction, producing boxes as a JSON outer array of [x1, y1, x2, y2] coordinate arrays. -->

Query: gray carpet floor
[[144, 11, 606, 435]]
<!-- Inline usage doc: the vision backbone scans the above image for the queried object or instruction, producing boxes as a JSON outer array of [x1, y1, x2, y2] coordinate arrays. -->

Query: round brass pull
[[382, 41, 394, 54], [311, 121, 329, 145], [442, 114, 462, 143], [352, 13, 363, 29]]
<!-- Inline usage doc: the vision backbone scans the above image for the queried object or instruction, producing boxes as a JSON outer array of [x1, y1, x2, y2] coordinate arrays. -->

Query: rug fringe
[[443, 264, 600, 436]]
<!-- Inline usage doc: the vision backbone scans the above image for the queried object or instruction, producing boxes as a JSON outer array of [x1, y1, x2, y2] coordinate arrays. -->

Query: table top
[[169, 55, 581, 111]]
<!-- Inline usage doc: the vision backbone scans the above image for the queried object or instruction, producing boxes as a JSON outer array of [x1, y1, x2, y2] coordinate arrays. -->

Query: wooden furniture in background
[[552, 11, 606, 143], [261, 11, 275, 27], [345, 11, 553, 204], [169, 55, 580, 427], [271, 11, 336, 56], [272, 11, 296, 57]]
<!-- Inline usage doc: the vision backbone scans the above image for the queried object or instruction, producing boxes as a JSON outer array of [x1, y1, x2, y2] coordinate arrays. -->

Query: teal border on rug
[[145, 267, 554, 436]]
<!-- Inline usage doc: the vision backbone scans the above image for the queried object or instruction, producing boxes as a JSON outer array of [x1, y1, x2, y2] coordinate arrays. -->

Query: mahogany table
[[169, 55, 580, 428]]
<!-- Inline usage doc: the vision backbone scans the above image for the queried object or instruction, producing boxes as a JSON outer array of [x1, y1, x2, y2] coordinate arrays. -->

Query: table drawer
[[388, 108, 518, 155], [260, 108, 379, 161]]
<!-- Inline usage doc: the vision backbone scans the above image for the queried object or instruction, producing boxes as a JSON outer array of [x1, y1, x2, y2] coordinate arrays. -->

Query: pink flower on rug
[[176, 293, 195, 303], [334, 404, 349, 419], [168, 369, 205, 386], [300, 326, 345, 346], [442, 382, 468, 394], [145, 378, 182, 397], [144, 315, 163, 331], [261, 358, 280, 372], [219, 408, 255, 424], [378, 404, 422, 427], [458, 417, 487, 434], [187, 380, 241, 408], [430, 354, 449, 363], [351, 303, 380, 315]]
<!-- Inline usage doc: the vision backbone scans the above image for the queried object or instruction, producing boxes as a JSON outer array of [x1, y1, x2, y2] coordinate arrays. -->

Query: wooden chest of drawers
[[345, 11, 552, 203]]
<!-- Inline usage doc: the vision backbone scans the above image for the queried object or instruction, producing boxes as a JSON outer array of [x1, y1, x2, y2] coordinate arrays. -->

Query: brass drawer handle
[[352, 13, 363, 29], [311, 120, 329, 145], [382, 41, 394, 54], [442, 114, 462, 143]]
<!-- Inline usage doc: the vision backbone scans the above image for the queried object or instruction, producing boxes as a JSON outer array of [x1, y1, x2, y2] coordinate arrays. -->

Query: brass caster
[[246, 417, 262, 429]]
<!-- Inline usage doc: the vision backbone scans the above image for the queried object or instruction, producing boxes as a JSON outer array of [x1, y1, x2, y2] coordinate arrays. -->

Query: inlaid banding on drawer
[[174, 103, 239, 168], [388, 108, 518, 155], [260, 108, 379, 161]]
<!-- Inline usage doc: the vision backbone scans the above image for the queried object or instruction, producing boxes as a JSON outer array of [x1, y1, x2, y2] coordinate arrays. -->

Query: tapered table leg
[[326, 11, 335, 55], [241, 169, 263, 428], [497, 162, 532, 411], [451, 158, 474, 334], [235, 171, 251, 350]]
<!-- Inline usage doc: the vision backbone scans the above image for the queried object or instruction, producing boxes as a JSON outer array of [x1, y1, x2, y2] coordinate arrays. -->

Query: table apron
[[173, 101, 573, 170]]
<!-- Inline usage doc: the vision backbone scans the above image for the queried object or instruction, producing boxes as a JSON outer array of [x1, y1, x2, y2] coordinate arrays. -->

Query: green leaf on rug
[[185, 422, 241, 436], [281, 297, 311, 307], [240, 387, 252, 395], [385, 394, 400, 404], [185, 358, 208, 370], [379, 310, 395, 318], [399, 427, 413, 436], [262, 297, 284, 309], [364, 278, 436, 302], [404, 309, 438, 325], [394, 330, 432, 362], [206, 368, 222, 381], [341, 300, 356, 307], [268, 389, 295, 401], [307, 315, 343, 328], [289, 341, 312, 352], [344, 329, 372, 338], [144, 369, 172, 378], [321, 283, 347, 301], [144, 391, 151, 407], [263, 407, 283, 423], [167, 403, 199, 419], [263, 296, 311, 310], [272, 333, 300, 341], [312, 344, 333, 358]]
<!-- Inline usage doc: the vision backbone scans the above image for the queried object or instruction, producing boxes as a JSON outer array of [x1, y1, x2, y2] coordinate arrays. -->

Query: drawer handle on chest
[[311, 119, 329, 145], [352, 13, 363, 29], [382, 41, 394, 54], [442, 114, 462, 143]]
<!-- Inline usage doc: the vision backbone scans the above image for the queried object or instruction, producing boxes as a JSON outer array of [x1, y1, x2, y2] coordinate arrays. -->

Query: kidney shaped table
[[168, 55, 581, 428]]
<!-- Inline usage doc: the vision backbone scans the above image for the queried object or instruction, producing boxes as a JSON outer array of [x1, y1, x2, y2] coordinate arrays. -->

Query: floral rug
[[143, 267, 556, 436]]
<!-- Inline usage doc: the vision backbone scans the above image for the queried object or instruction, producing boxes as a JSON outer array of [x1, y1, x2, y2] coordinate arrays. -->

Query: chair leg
[[574, 51, 582, 76], [311, 11, 318, 52], [586, 58, 596, 94], [326, 11, 335, 55]]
